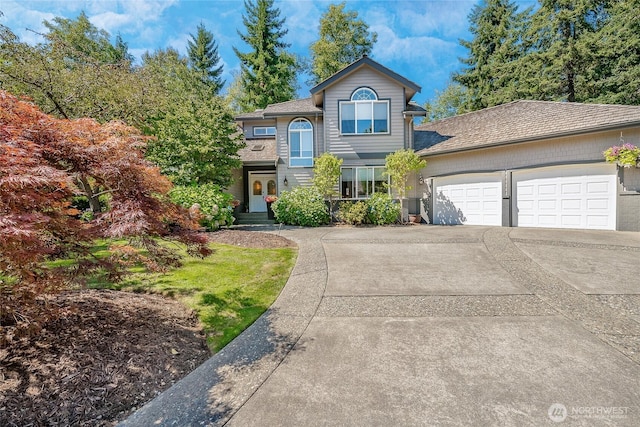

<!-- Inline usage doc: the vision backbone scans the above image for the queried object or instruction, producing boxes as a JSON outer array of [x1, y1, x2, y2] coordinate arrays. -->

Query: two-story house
[[230, 56, 426, 215], [231, 56, 640, 232]]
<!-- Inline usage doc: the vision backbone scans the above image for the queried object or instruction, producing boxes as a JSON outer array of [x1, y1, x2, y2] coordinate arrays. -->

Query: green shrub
[[272, 187, 330, 227], [337, 201, 368, 225], [366, 193, 400, 225], [170, 184, 235, 230]]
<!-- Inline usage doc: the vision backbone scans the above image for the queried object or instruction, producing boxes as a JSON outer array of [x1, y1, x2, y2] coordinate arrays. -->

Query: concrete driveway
[[122, 226, 640, 426]]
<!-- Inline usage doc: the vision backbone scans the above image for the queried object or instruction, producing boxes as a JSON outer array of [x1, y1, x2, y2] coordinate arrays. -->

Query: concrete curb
[[119, 227, 329, 427]]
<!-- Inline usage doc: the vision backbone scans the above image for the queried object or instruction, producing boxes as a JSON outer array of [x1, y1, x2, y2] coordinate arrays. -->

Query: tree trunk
[[76, 175, 102, 213]]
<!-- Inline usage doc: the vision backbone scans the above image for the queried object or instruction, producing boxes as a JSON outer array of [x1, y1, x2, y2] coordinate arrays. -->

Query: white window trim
[[253, 126, 276, 136], [339, 87, 390, 136], [288, 118, 314, 168], [340, 166, 390, 199]]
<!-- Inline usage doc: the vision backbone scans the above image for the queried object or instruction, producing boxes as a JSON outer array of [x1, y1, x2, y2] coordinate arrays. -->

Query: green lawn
[[91, 242, 297, 351]]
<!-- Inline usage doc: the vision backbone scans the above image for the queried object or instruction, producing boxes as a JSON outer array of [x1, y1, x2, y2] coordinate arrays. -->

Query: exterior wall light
[[284, 176, 289, 186]]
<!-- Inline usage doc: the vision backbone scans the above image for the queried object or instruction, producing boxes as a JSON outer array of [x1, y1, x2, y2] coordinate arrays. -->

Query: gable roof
[[310, 56, 421, 106], [415, 100, 640, 156]]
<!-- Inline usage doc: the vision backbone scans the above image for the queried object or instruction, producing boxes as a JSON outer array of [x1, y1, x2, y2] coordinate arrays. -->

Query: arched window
[[289, 118, 313, 167], [340, 87, 389, 135]]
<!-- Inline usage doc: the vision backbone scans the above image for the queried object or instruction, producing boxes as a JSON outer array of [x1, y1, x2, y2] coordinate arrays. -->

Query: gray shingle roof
[[235, 109, 265, 120], [262, 98, 322, 116], [237, 139, 278, 163], [415, 100, 640, 156], [404, 102, 427, 115]]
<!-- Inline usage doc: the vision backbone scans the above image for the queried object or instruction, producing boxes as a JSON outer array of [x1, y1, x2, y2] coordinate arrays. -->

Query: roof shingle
[[415, 100, 640, 156], [237, 139, 278, 163], [262, 98, 322, 116]]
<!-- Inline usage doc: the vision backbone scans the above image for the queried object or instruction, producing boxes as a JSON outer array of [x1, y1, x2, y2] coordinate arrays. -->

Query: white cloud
[[371, 24, 458, 67], [278, 0, 323, 51], [395, 0, 474, 38]]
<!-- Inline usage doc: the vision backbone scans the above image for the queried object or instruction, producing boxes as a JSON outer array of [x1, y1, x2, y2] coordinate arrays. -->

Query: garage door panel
[[561, 183, 581, 194], [538, 184, 557, 195], [434, 174, 503, 226], [538, 200, 556, 210], [586, 181, 609, 193], [466, 188, 480, 197], [513, 164, 616, 230], [561, 216, 582, 227]]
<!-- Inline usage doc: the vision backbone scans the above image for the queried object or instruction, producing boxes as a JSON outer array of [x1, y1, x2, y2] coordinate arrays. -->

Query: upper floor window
[[340, 87, 389, 135], [253, 126, 276, 137], [289, 118, 313, 167]]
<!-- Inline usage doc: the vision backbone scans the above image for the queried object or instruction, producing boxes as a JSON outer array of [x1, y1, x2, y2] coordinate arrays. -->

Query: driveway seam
[[484, 227, 640, 365]]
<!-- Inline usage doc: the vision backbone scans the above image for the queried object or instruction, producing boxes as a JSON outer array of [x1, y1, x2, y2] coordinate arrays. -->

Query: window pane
[[341, 103, 355, 134], [373, 103, 388, 133], [341, 168, 354, 198], [253, 180, 262, 196], [356, 102, 373, 134], [301, 131, 313, 157], [374, 167, 387, 193], [267, 180, 276, 195], [352, 88, 376, 101], [357, 167, 372, 197], [290, 132, 301, 158]]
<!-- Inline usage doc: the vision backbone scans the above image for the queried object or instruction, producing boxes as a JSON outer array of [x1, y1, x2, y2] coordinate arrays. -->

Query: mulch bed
[[0, 230, 294, 427]]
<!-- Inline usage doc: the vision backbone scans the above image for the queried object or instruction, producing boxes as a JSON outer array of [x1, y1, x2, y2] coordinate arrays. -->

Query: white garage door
[[433, 173, 503, 226], [513, 164, 617, 230]]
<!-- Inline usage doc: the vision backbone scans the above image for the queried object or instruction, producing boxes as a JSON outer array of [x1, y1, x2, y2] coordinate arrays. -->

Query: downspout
[[323, 91, 327, 154]]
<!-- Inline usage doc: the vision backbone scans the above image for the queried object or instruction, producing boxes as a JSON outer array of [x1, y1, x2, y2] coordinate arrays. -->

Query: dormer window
[[340, 87, 389, 135]]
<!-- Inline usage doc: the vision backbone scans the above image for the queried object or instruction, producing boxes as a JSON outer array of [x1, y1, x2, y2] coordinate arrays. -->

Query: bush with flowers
[[271, 187, 330, 227], [170, 183, 236, 230], [603, 143, 640, 168]]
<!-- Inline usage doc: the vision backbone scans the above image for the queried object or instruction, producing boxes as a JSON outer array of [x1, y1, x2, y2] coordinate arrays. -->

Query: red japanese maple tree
[[0, 91, 210, 340]]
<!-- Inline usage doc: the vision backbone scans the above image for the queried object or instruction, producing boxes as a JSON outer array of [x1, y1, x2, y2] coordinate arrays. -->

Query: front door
[[249, 172, 277, 212]]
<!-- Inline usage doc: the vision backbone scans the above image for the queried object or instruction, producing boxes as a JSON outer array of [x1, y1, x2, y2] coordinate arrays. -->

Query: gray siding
[[275, 116, 324, 165], [275, 115, 322, 192], [242, 119, 277, 139], [417, 127, 640, 231], [323, 67, 407, 157]]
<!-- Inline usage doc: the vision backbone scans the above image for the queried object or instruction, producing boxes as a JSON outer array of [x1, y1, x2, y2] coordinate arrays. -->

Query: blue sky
[[1, 0, 536, 106]]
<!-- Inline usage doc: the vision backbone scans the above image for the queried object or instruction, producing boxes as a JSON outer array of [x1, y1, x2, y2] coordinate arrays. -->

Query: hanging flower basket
[[603, 143, 640, 168]]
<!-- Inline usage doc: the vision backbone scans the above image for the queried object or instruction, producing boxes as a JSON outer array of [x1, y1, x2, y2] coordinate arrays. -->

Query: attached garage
[[512, 164, 617, 230], [433, 173, 503, 226]]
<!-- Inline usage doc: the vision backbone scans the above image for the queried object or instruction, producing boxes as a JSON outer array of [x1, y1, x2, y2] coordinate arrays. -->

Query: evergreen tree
[[309, 2, 377, 84], [187, 23, 225, 94], [233, 0, 297, 112], [519, 0, 609, 102], [586, 0, 640, 105], [454, 0, 528, 110]]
